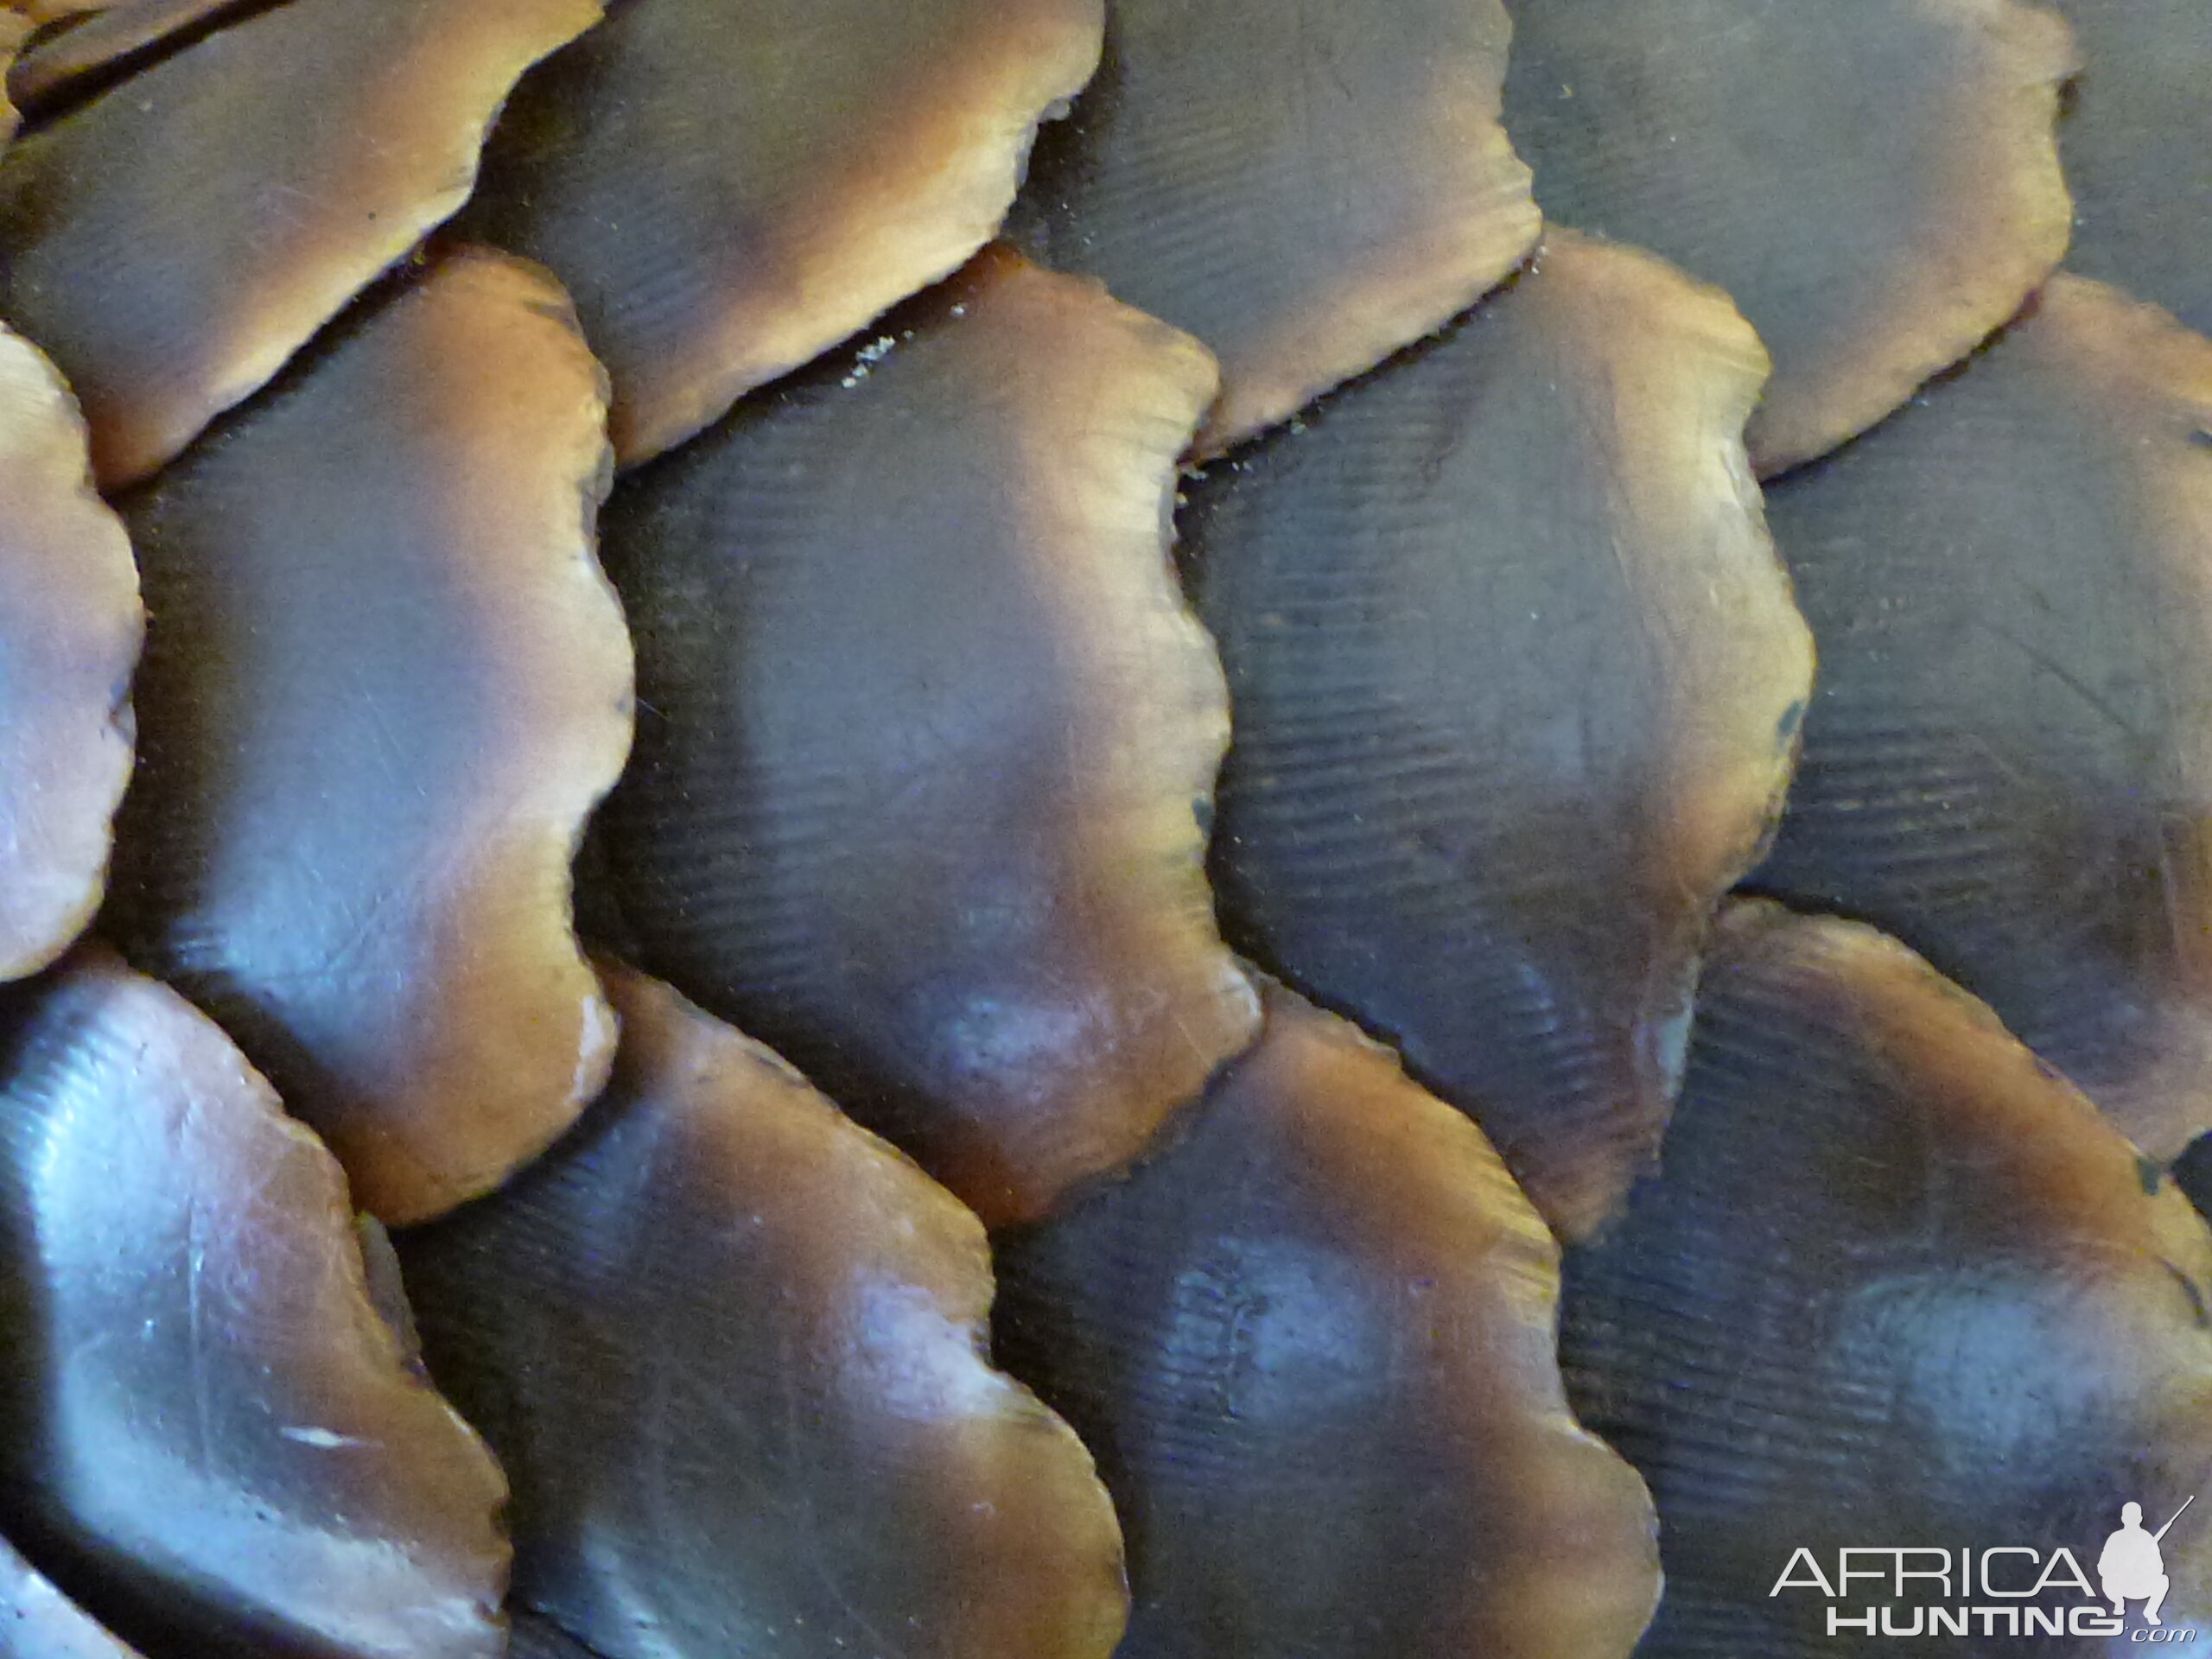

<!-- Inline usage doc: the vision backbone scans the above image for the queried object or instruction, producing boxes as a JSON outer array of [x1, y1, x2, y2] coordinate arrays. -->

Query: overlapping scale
[[1564, 900, 2212, 1653], [0, 944, 508, 1658], [0, 1, 2186, 1649], [0, 323, 139, 982], [9, 2, 112, 22], [1189, 231, 1811, 1238], [995, 984, 1662, 1659], [1755, 275, 2212, 1162], [1501, 0, 2077, 472], [601, 247, 1257, 1227], [0, 7, 28, 135], [1009, 0, 1539, 455], [464, 0, 1103, 465], [8, 0, 270, 118], [106, 247, 633, 1225], [2046, 0, 2210, 339], [0, 0, 601, 486], [398, 963, 1129, 1659]]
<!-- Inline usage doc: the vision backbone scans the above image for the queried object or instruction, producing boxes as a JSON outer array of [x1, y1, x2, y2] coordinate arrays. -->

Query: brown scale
[[0, 5, 27, 130], [1188, 231, 1812, 1239], [994, 984, 1662, 1659], [462, 0, 1103, 465], [1755, 276, 2212, 1164], [599, 247, 1258, 1228], [0, 0, 601, 487], [1010, 0, 1538, 458], [8, 0, 272, 118], [6, 2, 111, 22], [2046, 0, 2211, 340], [1501, 0, 2076, 473], [0, 323, 139, 983], [105, 248, 634, 1226], [0, 945, 508, 1658], [397, 963, 1130, 1659], [1563, 900, 2212, 1654]]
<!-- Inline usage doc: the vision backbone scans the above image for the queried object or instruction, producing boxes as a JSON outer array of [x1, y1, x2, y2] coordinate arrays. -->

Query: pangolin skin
[[465, 0, 1105, 464], [995, 985, 1662, 1659], [1564, 901, 2212, 1653], [0, 946, 510, 1658], [2046, 0, 2210, 339], [1190, 232, 1813, 1238], [0, 322, 140, 982], [1502, 0, 2077, 472], [1011, 0, 1540, 454], [399, 964, 1130, 1659], [0, 0, 604, 486], [0, 3, 2183, 1654], [0, 5, 29, 134], [1756, 276, 2212, 1162], [108, 248, 634, 1225], [8, 0, 275, 118], [601, 247, 1258, 1227]]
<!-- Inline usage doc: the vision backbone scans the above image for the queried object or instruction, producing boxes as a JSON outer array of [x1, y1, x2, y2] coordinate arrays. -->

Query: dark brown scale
[[2177, 1135, 2212, 1226], [8, 2, 115, 22], [1501, 0, 2076, 472], [0, 7, 28, 134], [0, 945, 508, 1659], [8, 0, 274, 122], [1188, 231, 1810, 1238], [1562, 900, 2212, 1654], [462, 0, 1103, 465], [2046, 0, 2211, 339], [106, 248, 634, 1225], [0, 0, 601, 486], [1754, 276, 2212, 1162], [599, 248, 1256, 1228], [994, 984, 1661, 1659], [1009, 0, 1538, 454], [397, 964, 1129, 1659]]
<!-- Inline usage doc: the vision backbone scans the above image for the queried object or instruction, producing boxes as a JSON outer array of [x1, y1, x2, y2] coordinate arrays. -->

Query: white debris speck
[[280, 1426, 368, 1449]]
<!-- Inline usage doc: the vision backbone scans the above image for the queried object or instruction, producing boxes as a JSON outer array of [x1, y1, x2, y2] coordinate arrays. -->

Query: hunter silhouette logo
[[2102, 1497, 2192, 1629]]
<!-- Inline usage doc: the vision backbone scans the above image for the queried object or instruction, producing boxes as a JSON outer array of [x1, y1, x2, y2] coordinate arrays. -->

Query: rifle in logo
[[2101, 1495, 2192, 1627]]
